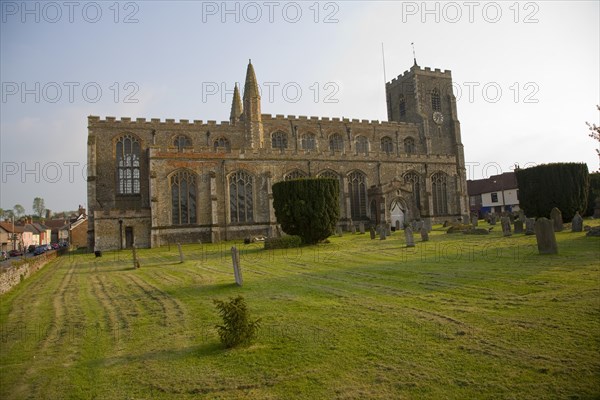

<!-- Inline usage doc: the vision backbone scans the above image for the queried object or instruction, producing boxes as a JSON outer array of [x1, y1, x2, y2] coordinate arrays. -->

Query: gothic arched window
[[431, 172, 448, 215], [399, 94, 406, 117], [171, 170, 197, 225], [301, 133, 316, 151], [431, 88, 441, 112], [272, 131, 288, 150], [229, 171, 254, 223], [329, 133, 344, 153], [317, 170, 339, 180], [214, 137, 231, 152], [404, 171, 421, 211], [404, 137, 416, 154], [116, 135, 141, 195], [284, 170, 308, 180], [174, 135, 191, 152], [355, 136, 369, 155], [348, 171, 368, 220], [381, 136, 394, 155]]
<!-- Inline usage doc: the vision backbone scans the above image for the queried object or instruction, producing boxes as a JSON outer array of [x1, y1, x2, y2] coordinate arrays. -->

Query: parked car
[[8, 249, 23, 257], [28, 245, 36, 253], [33, 246, 46, 256], [51, 243, 59, 250], [0, 251, 8, 261]]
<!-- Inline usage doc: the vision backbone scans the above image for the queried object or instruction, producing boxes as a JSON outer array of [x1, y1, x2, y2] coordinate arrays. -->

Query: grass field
[[1, 223, 599, 399]]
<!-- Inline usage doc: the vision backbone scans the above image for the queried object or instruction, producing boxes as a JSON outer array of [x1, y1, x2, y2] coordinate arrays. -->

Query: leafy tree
[[213, 296, 260, 348], [272, 178, 340, 245], [585, 172, 600, 216], [13, 204, 25, 218], [515, 163, 589, 221], [32, 197, 45, 218]]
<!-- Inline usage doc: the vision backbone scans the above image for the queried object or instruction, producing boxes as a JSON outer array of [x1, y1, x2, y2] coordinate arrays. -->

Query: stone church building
[[87, 60, 469, 250]]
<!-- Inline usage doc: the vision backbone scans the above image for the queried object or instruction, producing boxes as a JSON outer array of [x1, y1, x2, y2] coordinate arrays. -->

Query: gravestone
[[534, 218, 558, 255], [369, 226, 376, 240], [386, 223, 392, 236], [490, 214, 497, 225], [509, 213, 515, 223], [514, 220, 524, 234], [178, 243, 184, 263], [550, 207, 563, 232], [415, 220, 424, 231], [420, 226, 429, 242], [501, 217, 512, 237], [379, 226, 386, 240], [132, 245, 140, 269], [411, 220, 418, 231], [405, 226, 415, 247], [471, 214, 478, 227], [359, 222, 365, 234], [462, 215, 470, 224], [525, 218, 535, 235], [395, 220, 401, 231], [518, 210, 525, 221], [231, 246, 243, 286], [571, 212, 583, 232], [423, 218, 432, 232], [336, 226, 343, 237], [351, 224, 356, 234]]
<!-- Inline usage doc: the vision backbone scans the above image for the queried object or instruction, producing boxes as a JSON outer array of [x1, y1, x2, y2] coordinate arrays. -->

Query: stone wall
[[0, 251, 60, 295]]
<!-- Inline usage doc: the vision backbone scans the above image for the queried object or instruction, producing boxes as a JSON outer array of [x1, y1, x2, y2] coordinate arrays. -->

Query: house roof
[[0, 222, 24, 233], [467, 172, 518, 196]]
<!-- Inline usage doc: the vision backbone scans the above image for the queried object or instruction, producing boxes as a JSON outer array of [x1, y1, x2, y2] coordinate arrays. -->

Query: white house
[[467, 172, 520, 217]]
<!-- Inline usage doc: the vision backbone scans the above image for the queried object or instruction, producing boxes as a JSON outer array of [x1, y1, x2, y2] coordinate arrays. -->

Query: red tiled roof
[[467, 172, 518, 196]]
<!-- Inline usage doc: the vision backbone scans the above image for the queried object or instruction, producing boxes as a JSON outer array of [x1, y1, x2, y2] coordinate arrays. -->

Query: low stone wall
[[0, 251, 60, 295]]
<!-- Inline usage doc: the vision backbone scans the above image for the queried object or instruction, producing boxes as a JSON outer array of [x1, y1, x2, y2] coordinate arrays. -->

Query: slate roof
[[467, 172, 518, 196]]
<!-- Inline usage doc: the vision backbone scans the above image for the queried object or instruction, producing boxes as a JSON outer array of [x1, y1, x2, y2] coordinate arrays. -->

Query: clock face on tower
[[432, 111, 444, 125]]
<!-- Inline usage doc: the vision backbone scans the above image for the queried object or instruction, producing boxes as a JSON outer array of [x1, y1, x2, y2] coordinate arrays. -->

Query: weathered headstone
[[420, 226, 429, 242], [231, 246, 243, 286], [518, 210, 525, 222], [550, 207, 563, 232], [490, 214, 497, 225], [514, 220, 524, 234], [386, 223, 392, 236], [351, 224, 356, 234], [178, 243, 184, 263], [471, 214, 478, 227], [525, 218, 535, 235], [132, 245, 140, 269], [359, 222, 365, 234], [571, 212, 583, 232], [395, 220, 400, 231], [462, 215, 470, 224], [423, 218, 432, 232], [336, 226, 343, 237], [508, 213, 515, 223], [405, 226, 415, 247], [415, 220, 423, 231], [534, 218, 558, 255], [369, 226, 376, 240], [379, 226, 386, 240], [501, 217, 512, 237]]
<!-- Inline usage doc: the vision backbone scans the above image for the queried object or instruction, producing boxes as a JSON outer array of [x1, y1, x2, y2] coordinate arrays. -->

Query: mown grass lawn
[[1, 223, 599, 399]]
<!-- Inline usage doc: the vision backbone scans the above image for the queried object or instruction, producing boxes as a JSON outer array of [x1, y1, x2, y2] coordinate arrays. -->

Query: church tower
[[242, 60, 263, 148]]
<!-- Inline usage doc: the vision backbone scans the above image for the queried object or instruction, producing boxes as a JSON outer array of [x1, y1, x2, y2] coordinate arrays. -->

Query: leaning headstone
[[490, 214, 497, 225], [231, 246, 243, 286], [525, 218, 535, 235], [471, 214, 478, 227], [501, 217, 512, 237], [351, 224, 356, 234], [550, 207, 563, 232], [405, 226, 415, 247], [534, 218, 558, 255], [379, 226, 386, 240], [514, 220, 524, 234], [420, 226, 429, 242], [359, 222, 365, 234], [178, 243, 184, 263], [369, 226, 376, 240], [336, 226, 343, 237], [395, 220, 401, 231], [571, 212, 583, 232]]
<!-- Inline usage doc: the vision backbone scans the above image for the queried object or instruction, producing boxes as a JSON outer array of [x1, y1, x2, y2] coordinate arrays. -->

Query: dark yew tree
[[515, 163, 589, 221], [272, 178, 340, 244]]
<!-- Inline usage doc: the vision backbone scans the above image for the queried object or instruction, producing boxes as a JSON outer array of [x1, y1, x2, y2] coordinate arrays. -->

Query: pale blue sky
[[1, 1, 598, 214]]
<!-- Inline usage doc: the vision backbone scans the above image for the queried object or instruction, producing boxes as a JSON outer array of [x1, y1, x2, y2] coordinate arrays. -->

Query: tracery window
[[301, 133, 316, 151], [348, 171, 368, 219], [171, 170, 197, 225], [431, 88, 441, 112], [355, 136, 369, 155], [284, 170, 308, 180], [432, 172, 448, 215], [116, 135, 140, 195], [329, 133, 344, 153], [272, 131, 288, 150], [381, 136, 394, 155], [404, 171, 421, 210], [399, 94, 406, 117], [404, 137, 415, 154], [214, 137, 231, 152], [174, 135, 191, 152], [229, 171, 254, 223]]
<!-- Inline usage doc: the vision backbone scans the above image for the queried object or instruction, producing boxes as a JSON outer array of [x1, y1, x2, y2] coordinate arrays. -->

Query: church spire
[[230, 83, 243, 124], [242, 59, 263, 148], [243, 59, 260, 101]]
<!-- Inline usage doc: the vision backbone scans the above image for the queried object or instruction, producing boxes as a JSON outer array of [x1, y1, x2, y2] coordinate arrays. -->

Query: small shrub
[[213, 296, 261, 348], [264, 235, 302, 250]]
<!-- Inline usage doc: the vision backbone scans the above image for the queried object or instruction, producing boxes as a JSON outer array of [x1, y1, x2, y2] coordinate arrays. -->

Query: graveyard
[[1, 221, 599, 399]]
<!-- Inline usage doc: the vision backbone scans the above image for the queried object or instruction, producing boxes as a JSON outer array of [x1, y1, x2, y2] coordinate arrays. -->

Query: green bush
[[264, 235, 302, 250], [515, 163, 589, 221], [272, 178, 340, 245], [213, 296, 261, 348], [585, 172, 600, 216]]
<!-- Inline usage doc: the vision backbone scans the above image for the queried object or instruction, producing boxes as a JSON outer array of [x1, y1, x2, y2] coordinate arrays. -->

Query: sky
[[1, 0, 598, 215]]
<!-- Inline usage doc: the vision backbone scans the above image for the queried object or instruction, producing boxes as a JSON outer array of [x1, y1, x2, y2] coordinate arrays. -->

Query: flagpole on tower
[[411, 42, 418, 66]]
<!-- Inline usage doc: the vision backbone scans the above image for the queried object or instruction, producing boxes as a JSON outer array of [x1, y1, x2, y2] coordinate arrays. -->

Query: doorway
[[125, 227, 134, 248]]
